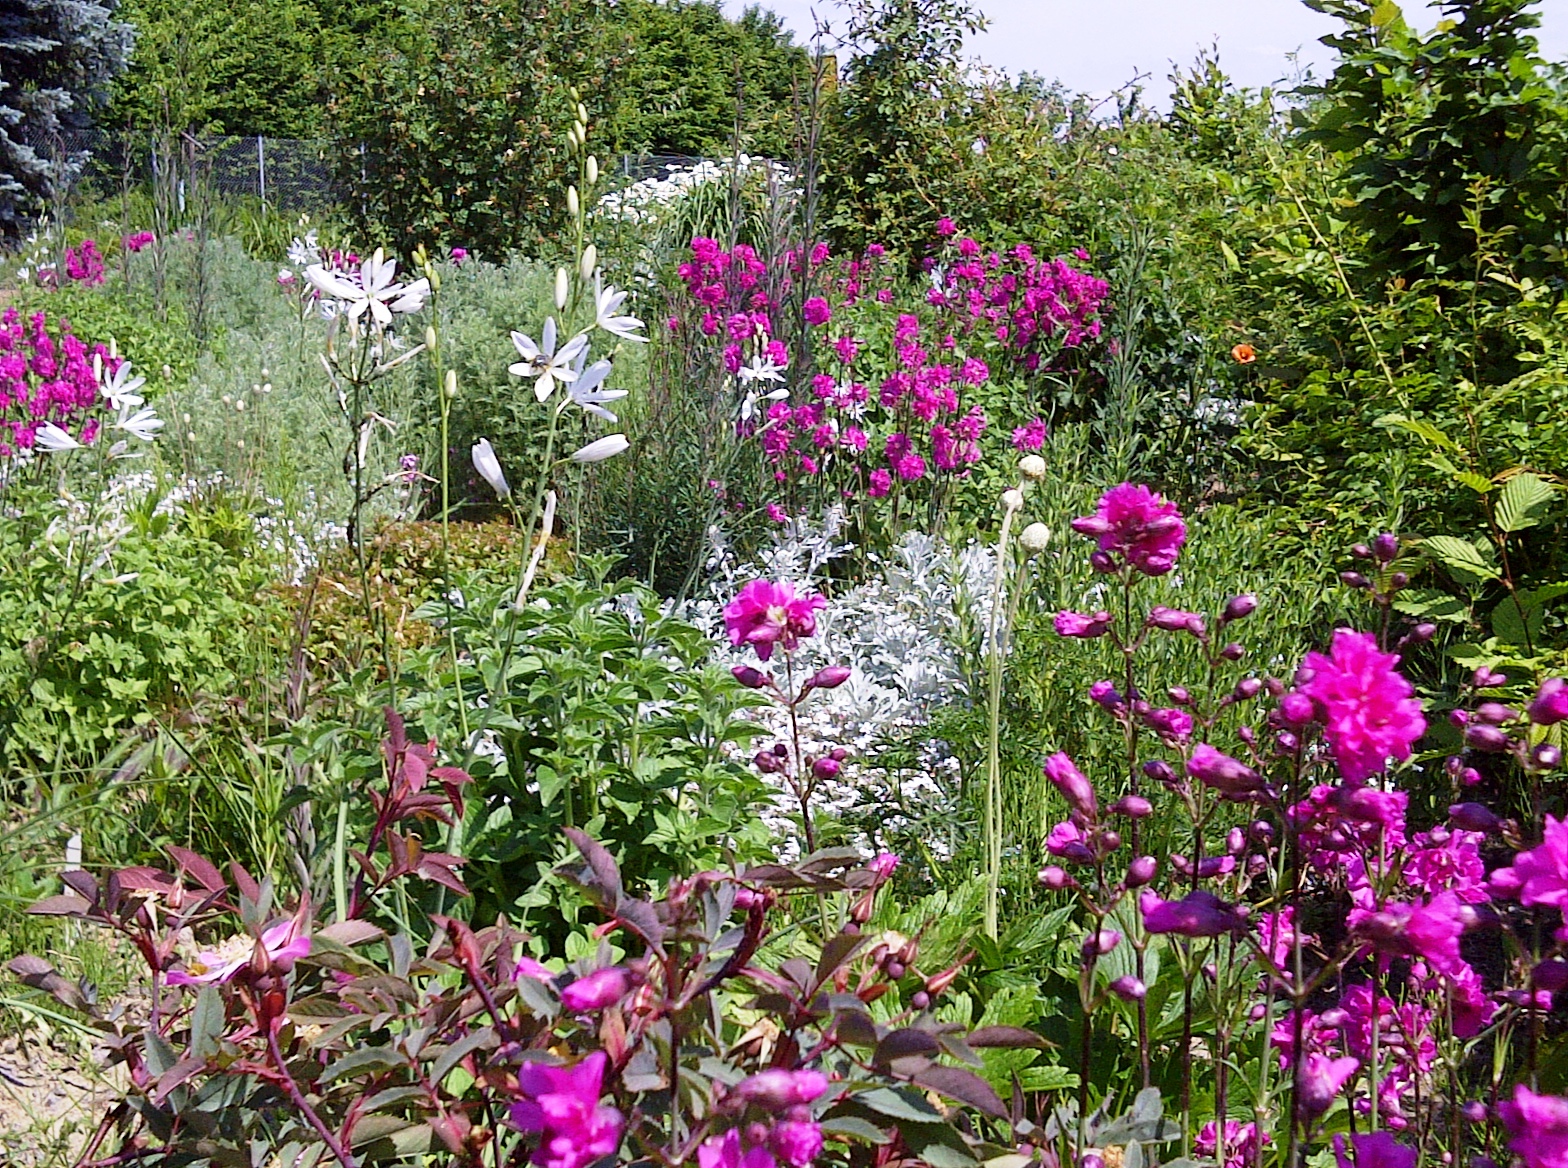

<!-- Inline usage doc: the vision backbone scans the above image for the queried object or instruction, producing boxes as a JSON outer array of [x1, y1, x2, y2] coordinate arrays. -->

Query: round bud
[[1108, 976, 1146, 1002], [1234, 677, 1263, 700], [1125, 855, 1157, 886], [1223, 594, 1258, 622], [885, 961, 905, 980], [1018, 454, 1047, 481], [1389, 571, 1409, 589], [812, 756, 842, 781], [1533, 743, 1563, 771], [1373, 532, 1400, 562], [1112, 795, 1153, 819], [1001, 488, 1024, 512], [1220, 642, 1246, 662], [1464, 724, 1510, 752], [732, 665, 769, 689], [1142, 759, 1176, 784], [1352, 543, 1373, 560], [911, 990, 931, 1009], [1341, 571, 1369, 589], [1038, 865, 1071, 890], [1019, 523, 1050, 554], [1089, 551, 1116, 574]]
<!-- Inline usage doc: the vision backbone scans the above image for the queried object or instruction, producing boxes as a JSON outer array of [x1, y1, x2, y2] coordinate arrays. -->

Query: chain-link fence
[[23, 128, 341, 212]]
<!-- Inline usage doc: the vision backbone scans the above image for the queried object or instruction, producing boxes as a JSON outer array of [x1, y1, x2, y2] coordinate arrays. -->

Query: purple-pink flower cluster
[[0, 308, 117, 459]]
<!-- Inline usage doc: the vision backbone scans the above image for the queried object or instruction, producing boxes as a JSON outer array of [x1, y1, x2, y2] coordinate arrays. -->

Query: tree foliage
[[0, 0, 132, 239]]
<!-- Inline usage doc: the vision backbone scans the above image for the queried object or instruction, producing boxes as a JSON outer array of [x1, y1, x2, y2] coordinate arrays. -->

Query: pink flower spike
[[1071, 483, 1186, 576]]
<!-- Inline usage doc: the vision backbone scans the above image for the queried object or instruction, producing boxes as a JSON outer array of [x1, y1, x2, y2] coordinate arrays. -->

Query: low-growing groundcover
[[4, 0, 1568, 1165]]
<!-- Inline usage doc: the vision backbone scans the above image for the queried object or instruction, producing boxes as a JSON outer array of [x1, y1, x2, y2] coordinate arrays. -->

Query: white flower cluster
[[685, 517, 998, 853], [594, 156, 794, 225]]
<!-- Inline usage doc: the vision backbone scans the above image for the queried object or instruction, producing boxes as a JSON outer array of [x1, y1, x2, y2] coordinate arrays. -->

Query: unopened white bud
[[425, 326, 437, 350], [182, 413, 191, 425], [1020, 523, 1050, 554], [567, 186, 580, 217], [1002, 489, 1025, 512], [235, 399, 247, 412], [586, 155, 598, 185], [261, 383, 272, 394], [444, 369, 457, 399], [577, 102, 588, 124], [236, 438, 245, 449], [580, 244, 597, 282], [1019, 454, 1046, 481], [554, 267, 569, 310], [221, 394, 232, 405], [186, 432, 196, 443], [260, 367, 269, 378]]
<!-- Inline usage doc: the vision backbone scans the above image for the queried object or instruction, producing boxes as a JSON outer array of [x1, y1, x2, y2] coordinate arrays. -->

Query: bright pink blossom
[[724, 581, 826, 662], [700, 1130, 776, 1168], [1070, 483, 1186, 576], [1493, 815, 1568, 908], [1501, 1084, 1568, 1168], [1334, 1132, 1416, 1168], [1297, 630, 1426, 783], [511, 1053, 625, 1168], [166, 917, 310, 985]]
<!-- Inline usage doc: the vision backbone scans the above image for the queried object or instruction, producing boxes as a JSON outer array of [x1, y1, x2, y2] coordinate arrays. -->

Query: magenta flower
[[1501, 1084, 1568, 1168], [1296, 1053, 1360, 1117], [1043, 752, 1097, 820], [560, 967, 632, 1012], [1139, 889, 1248, 937], [769, 1121, 824, 1168], [1012, 417, 1048, 451], [700, 1130, 777, 1168], [450, 246, 469, 264], [1070, 483, 1186, 576], [1196, 1121, 1269, 1168], [1493, 815, 1568, 908], [1055, 610, 1112, 638], [511, 1052, 625, 1168], [724, 580, 827, 661], [1531, 679, 1568, 726], [1297, 630, 1426, 782], [166, 917, 310, 985], [1356, 891, 1468, 978], [1333, 1132, 1416, 1168], [868, 852, 900, 878], [803, 297, 832, 326], [1186, 743, 1264, 795], [733, 1069, 828, 1109]]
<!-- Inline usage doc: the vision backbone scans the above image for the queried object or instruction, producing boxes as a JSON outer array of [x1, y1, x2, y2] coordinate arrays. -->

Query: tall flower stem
[[983, 489, 1023, 940]]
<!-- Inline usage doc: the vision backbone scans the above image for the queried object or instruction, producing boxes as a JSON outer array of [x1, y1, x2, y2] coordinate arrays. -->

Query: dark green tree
[[1, 0, 132, 239], [1301, 0, 1568, 282]]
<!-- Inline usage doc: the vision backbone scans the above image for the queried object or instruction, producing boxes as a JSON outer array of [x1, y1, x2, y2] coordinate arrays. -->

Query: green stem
[[984, 494, 1020, 941]]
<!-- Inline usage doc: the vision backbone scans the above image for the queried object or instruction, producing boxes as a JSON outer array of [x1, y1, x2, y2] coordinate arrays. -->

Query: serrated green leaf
[[1379, 413, 1457, 451], [1497, 472, 1555, 532], [1423, 536, 1499, 585]]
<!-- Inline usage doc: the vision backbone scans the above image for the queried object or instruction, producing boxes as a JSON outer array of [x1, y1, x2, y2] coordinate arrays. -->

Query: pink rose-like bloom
[[936, 216, 957, 237], [868, 852, 900, 878], [1500, 1084, 1568, 1168], [803, 297, 832, 326], [450, 246, 469, 264], [511, 1052, 625, 1168], [1012, 417, 1048, 451], [1140, 889, 1247, 938], [1071, 483, 1186, 576], [559, 967, 632, 1012], [1493, 815, 1568, 908], [1298, 630, 1426, 783], [166, 917, 311, 985], [1531, 679, 1568, 726], [867, 468, 892, 497], [1334, 1132, 1416, 1168], [1356, 890, 1468, 978], [724, 580, 827, 662]]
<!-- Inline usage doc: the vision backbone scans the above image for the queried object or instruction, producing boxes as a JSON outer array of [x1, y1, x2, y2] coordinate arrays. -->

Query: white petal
[[570, 434, 629, 463]]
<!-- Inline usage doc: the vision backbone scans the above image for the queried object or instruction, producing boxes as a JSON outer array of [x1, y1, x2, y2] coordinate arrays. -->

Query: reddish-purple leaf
[[874, 1028, 941, 1069], [910, 1065, 1008, 1119], [27, 894, 92, 916], [228, 861, 261, 903], [966, 1026, 1053, 1050], [168, 846, 225, 892], [562, 829, 623, 904]]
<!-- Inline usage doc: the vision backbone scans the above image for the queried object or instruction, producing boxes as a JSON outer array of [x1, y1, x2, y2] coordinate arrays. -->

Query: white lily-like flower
[[570, 434, 629, 463], [100, 359, 146, 411], [508, 317, 589, 403], [739, 384, 789, 423], [566, 357, 628, 422], [472, 438, 510, 498], [35, 422, 81, 452], [115, 405, 164, 443], [737, 353, 785, 385], [304, 248, 428, 331], [593, 275, 646, 342], [286, 231, 319, 266]]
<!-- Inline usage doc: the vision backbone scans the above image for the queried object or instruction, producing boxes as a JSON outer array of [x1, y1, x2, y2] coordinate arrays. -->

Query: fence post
[[258, 135, 267, 206]]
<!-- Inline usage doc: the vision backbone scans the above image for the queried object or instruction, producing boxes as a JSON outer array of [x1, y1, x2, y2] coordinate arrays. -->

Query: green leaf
[[1378, 413, 1458, 451], [1219, 240, 1240, 272], [1422, 536, 1499, 585], [855, 1086, 946, 1123], [1497, 473, 1555, 532], [820, 1117, 893, 1145]]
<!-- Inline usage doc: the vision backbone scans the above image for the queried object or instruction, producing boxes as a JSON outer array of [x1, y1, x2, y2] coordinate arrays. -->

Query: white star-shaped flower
[[508, 317, 589, 403], [566, 357, 628, 422], [593, 275, 646, 343]]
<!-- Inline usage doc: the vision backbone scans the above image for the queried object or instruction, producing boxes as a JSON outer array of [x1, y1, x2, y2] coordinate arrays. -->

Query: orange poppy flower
[[1231, 343, 1257, 365]]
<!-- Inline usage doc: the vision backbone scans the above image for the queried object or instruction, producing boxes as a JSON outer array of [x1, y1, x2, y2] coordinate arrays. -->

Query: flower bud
[[1108, 976, 1146, 1002], [1220, 642, 1246, 661], [1474, 667, 1508, 688], [586, 155, 599, 185], [753, 750, 781, 773], [1533, 743, 1563, 771], [567, 186, 580, 216], [911, 990, 930, 1009], [732, 665, 769, 689], [1125, 855, 1157, 886], [1450, 802, 1501, 833], [807, 665, 852, 689], [1389, 571, 1409, 589], [425, 325, 438, 350], [554, 267, 569, 310], [831, 747, 848, 761], [1168, 685, 1192, 705], [1464, 724, 1510, 752], [1529, 679, 1568, 726], [1038, 865, 1072, 890], [812, 756, 841, 781], [1085, 929, 1121, 956], [1461, 766, 1483, 786], [1352, 543, 1373, 560], [1097, 829, 1121, 853], [1111, 795, 1152, 819], [885, 960, 905, 980], [773, 742, 789, 757], [1223, 594, 1258, 622], [444, 369, 457, 399], [1476, 702, 1517, 725], [1373, 532, 1400, 562], [1090, 680, 1121, 709], [1227, 826, 1246, 854], [1019, 523, 1050, 554], [1143, 759, 1176, 784], [1409, 622, 1437, 643], [1340, 571, 1369, 589], [1275, 731, 1300, 755], [1001, 488, 1024, 512], [1449, 709, 1470, 728], [1018, 454, 1046, 481], [1234, 677, 1262, 700], [581, 244, 598, 281], [1089, 551, 1116, 574]]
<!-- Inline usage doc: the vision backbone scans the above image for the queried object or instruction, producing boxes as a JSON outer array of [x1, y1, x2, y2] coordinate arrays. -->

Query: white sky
[[726, 0, 1568, 108]]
